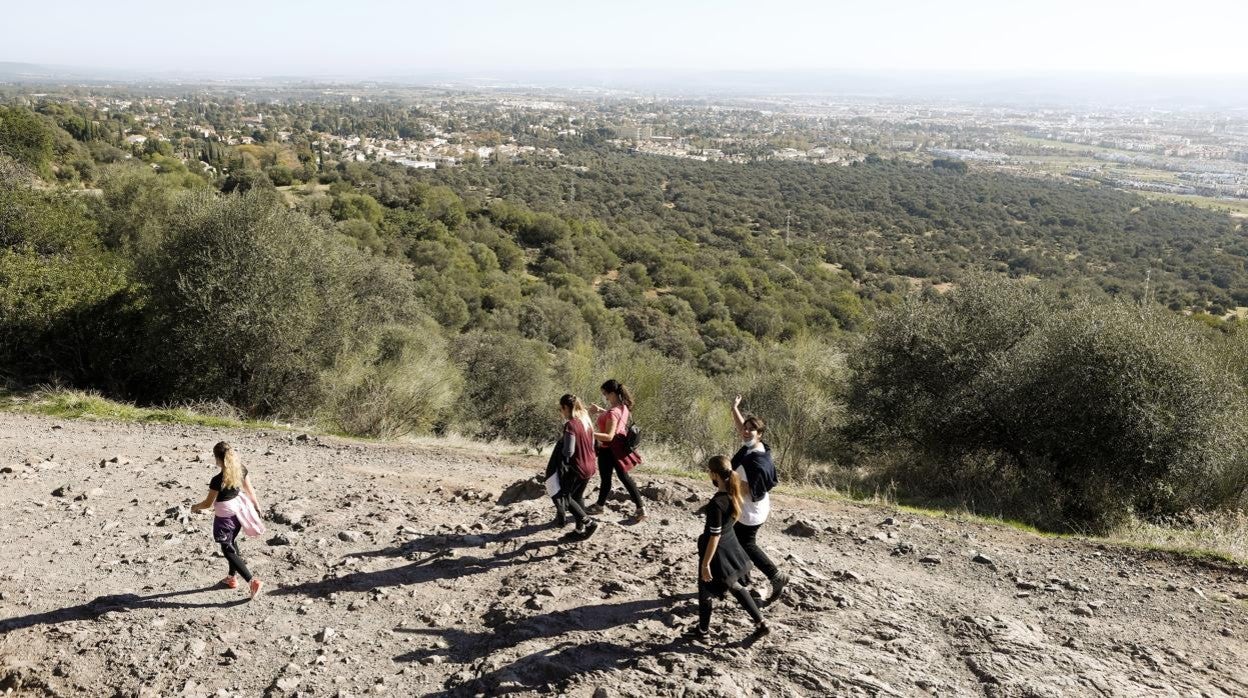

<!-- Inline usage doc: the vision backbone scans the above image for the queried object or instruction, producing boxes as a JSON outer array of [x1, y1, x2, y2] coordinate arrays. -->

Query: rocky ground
[[1, 412, 1247, 697]]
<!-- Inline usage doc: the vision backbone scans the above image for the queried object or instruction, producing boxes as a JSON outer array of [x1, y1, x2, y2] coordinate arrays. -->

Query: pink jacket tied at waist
[[214, 495, 267, 537]]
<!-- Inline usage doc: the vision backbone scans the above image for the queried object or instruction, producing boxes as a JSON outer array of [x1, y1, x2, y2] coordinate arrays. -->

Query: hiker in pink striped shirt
[[191, 441, 267, 600]]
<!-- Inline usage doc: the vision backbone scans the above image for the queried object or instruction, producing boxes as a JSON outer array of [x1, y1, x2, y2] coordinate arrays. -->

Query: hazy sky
[[4, 0, 1246, 77]]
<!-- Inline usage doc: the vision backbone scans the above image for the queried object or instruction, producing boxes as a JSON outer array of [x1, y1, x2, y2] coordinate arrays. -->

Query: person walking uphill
[[685, 455, 769, 640], [588, 379, 645, 523], [191, 441, 266, 599], [730, 396, 788, 605]]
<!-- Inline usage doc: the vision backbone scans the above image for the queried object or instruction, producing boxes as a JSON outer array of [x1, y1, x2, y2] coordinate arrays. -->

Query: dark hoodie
[[731, 443, 778, 503]]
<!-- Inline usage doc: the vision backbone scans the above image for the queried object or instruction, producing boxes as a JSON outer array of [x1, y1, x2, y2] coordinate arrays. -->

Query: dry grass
[[1109, 511, 1248, 564]]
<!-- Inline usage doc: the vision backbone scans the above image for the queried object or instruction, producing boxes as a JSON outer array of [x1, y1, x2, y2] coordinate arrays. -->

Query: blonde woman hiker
[[684, 454, 769, 640], [554, 393, 600, 538], [191, 441, 266, 599]]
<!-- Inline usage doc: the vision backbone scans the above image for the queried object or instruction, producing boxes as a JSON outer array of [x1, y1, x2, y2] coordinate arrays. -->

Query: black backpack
[[626, 422, 642, 450]]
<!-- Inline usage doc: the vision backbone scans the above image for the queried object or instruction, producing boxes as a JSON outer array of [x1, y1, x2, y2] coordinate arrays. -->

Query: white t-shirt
[[734, 444, 771, 527]]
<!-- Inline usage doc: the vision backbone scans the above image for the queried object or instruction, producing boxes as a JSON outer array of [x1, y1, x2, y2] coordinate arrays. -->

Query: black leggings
[[595, 450, 642, 508], [698, 578, 763, 630], [221, 528, 253, 582], [734, 522, 780, 580], [557, 475, 591, 526]]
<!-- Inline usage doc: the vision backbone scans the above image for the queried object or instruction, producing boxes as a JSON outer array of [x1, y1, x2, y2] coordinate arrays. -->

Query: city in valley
[[7, 80, 1246, 216]]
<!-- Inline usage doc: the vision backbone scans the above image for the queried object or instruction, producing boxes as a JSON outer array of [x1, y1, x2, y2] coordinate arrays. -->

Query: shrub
[[850, 276, 1248, 532], [139, 189, 356, 414], [0, 107, 55, 177], [732, 337, 850, 481], [322, 322, 461, 438], [451, 330, 558, 444]]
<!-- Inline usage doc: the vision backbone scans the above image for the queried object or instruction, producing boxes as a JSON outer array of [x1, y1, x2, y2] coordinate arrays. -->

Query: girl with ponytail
[[686, 455, 769, 640], [588, 379, 645, 522], [547, 394, 599, 538], [192, 441, 266, 599]]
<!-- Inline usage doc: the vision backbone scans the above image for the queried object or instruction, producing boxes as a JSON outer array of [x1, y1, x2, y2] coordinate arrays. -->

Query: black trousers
[[734, 521, 780, 580], [698, 578, 763, 630], [595, 450, 642, 508], [221, 527, 253, 582], [558, 475, 591, 526]]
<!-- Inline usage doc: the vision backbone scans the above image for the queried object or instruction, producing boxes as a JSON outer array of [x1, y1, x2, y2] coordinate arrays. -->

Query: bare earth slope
[[1, 413, 1246, 697]]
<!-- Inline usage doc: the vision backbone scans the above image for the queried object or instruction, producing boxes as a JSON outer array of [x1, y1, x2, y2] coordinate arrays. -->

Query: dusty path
[[1, 412, 1247, 697]]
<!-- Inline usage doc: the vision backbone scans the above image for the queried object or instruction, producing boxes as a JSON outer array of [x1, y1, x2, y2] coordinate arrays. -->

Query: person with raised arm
[[730, 395, 788, 605]]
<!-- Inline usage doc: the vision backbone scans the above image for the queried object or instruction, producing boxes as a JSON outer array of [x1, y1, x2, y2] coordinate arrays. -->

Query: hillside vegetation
[[3, 102, 1248, 533]]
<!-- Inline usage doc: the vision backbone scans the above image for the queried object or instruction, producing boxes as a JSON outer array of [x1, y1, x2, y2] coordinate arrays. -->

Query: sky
[[3, 0, 1247, 78]]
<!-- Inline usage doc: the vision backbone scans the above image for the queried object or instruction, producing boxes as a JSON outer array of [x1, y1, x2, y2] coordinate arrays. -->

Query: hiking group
[[188, 378, 787, 640], [546, 379, 786, 638]]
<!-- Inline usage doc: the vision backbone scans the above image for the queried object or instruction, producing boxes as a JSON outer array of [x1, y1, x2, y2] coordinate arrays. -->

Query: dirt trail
[[1, 413, 1247, 697]]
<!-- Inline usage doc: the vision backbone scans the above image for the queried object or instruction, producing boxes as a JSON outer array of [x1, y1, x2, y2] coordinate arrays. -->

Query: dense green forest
[[3, 102, 1248, 532]]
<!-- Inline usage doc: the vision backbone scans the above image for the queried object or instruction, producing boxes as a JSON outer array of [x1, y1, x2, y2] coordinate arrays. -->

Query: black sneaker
[[764, 572, 789, 606], [581, 520, 599, 539], [681, 624, 709, 641], [752, 621, 771, 638]]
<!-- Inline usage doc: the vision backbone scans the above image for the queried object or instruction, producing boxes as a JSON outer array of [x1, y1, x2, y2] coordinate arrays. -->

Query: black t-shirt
[[208, 467, 249, 502]]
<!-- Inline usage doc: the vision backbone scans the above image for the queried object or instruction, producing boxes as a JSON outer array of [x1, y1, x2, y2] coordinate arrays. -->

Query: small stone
[[52, 485, 72, 497], [269, 532, 297, 546], [920, 555, 942, 565], [348, 599, 367, 611], [601, 580, 632, 596], [972, 553, 994, 565], [1016, 580, 1040, 590], [784, 520, 819, 538], [882, 517, 896, 526], [891, 541, 916, 556], [316, 627, 336, 643], [640, 484, 675, 503], [1072, 606, 1094, 617], [339, 530, 364, 543]]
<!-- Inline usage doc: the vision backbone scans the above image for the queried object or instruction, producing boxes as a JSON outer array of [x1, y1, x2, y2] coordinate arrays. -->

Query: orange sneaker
[[249, 579, 263, 600], [220, 576, 238, 589]]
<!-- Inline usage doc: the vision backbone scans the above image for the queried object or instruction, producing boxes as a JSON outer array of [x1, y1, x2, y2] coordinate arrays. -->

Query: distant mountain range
[[3, 61, 1246, 109]]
